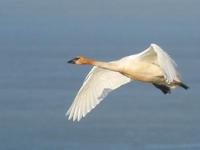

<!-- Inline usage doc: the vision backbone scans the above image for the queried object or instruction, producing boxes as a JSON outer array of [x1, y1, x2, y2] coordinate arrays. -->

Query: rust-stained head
[[68, 55, 93, 65]]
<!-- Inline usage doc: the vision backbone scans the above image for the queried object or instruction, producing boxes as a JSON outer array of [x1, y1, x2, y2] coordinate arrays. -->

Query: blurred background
[[0, 0, 199, 149]]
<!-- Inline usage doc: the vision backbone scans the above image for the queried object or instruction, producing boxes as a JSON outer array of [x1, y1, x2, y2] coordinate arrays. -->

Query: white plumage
[[140, 44, 180, 83], [66, 43, 188, 121], [66, 67, 131, 121]]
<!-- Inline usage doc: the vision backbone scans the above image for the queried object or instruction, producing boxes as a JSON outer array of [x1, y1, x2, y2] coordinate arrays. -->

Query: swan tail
[[177, 82, 189, 90]]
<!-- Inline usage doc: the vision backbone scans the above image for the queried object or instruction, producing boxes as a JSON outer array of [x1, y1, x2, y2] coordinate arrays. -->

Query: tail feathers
[[178, 82, 189, 90]]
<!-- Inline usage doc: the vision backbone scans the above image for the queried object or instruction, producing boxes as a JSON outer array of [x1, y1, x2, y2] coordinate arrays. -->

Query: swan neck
[[92, 61, 120, 72]]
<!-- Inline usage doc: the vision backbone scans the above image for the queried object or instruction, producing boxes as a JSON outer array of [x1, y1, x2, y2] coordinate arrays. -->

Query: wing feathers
[[139, 43, 180, 83], [66, 66, 131, 121], [150, 43, 180, 83]]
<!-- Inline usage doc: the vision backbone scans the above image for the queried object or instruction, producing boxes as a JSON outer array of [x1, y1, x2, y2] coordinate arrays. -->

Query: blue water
[[0, 0, 200, 149]]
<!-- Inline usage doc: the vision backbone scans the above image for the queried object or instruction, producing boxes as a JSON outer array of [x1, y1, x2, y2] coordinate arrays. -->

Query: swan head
[[68, 56, 91, 65]]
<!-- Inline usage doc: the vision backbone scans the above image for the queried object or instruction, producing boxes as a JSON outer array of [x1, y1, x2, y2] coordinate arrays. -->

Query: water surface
[[0, 0, 200, 149]]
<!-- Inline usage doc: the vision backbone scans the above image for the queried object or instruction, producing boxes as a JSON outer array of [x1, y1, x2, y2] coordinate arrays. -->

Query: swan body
[[66, 43, 189, 121]]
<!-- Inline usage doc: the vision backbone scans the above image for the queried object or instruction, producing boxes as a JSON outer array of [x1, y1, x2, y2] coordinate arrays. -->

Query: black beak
[[68, 59, 75, 64], [67, 57, 79, 64]]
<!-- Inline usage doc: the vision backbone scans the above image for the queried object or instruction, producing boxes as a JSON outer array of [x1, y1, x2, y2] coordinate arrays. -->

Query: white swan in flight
[[66, 43, 189, 121]]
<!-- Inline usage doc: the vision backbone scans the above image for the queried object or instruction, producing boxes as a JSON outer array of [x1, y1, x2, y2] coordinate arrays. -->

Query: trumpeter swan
[[66, 43, 189, 121]]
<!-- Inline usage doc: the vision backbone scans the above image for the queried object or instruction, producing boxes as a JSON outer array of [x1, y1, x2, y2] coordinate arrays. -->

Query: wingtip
[[66, 113, 79, 122], [150, 43, 159, 48], [73, 116, 78, 122], [65, 111, 74, 121]]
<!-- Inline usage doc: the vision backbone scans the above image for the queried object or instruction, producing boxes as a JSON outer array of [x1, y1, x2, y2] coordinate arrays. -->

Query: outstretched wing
[[66, 66, 131, 121], [138, 43, 180, 83]]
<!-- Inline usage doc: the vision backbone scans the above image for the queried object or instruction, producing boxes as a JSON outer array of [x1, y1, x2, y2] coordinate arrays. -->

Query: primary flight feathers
[[66, 43, 189, 121]]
